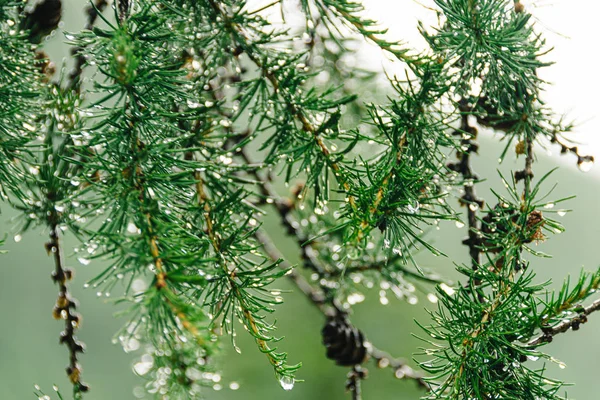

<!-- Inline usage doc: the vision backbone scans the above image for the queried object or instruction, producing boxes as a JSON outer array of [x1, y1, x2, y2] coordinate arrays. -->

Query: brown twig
[[448, 110, 485, 300], [527, 298, 600, 347], [368, 346, 429, 389], [549, 132, 595, 171], [346, 365, 366, 400], [336, 257, 446, 286], [253, 229, 329, 314], [67, 0, 108, 92], [47, 212, 89, 397]]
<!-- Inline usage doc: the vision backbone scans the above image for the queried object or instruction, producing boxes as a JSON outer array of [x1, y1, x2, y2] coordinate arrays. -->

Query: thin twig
[[368, 346, 429, 388], [122, 97, 200, 342], [346, 365, 366, 400], [449, 109, 484, 300], [527, 298, 600, 346], [67, 0, 108, 92], [253, 229, 329, 314], [337, 258, 446, 286], [550, 131, 595, 169], [47, 212, 89, 398]]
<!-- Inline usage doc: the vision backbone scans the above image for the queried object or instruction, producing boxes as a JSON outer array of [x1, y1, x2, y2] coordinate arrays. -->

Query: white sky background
[[248, 0, 600, 167]]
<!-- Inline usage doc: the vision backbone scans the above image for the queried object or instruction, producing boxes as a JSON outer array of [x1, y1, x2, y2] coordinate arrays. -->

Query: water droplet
[[134, 360, 153, 375], [122, 337, 140, 353], [440, 283, 455, 296], [380, 296, 389, 305], [558, 362, 566, 369], [78, 257, 91, 265], [527, 355, 539, 361], [279, 375, 294, 391], [377, 358, 390, 368], [578, 156, 594, 172], [427, 293, 438, 303], [14, 234, 22, 243], [52, 385, 59, 392], [544, 203, 555, 209], [23, 122, 35, 132], [557, 210, 567, 217], [229, 382, 240, 390], [407, 202, 420, 214], [218, 154, 233, 165], [127, 222, 139, 234], [455, 220, 465, 228]]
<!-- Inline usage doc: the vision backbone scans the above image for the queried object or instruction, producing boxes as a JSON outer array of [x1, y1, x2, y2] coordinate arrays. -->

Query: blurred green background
[[2, 2, 600, 399]]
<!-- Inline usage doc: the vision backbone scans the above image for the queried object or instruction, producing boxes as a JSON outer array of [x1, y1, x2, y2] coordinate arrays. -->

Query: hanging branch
[[448, 110, 484, 299], [47, 211, 89, 398], [206, 0, 357, 205], [67, 0, 108, 92], [241, 148, 429, 391]]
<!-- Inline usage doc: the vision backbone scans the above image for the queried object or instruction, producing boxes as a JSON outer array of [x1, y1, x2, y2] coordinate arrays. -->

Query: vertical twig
[[47, 212, 89, 398], [117, 0, 130, 24], [449, 107, 484, 300], [346, 366, 365, 400], [67, 0, 108, 92]]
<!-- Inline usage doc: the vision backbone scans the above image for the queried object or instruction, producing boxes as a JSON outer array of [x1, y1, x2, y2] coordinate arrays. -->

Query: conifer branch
[[453, 113, 483, 270], [129, 98, 202, 344], [189, 151, 290, 376], [207, 0, 357, 206], [314, 0, 420, 65], [3, 1, 599, 398], [242, 148, 430, 390]]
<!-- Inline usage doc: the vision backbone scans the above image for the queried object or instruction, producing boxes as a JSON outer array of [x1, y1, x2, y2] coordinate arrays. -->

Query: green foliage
[[1, 0, 599, 399], [0, 0, 42, 198]]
